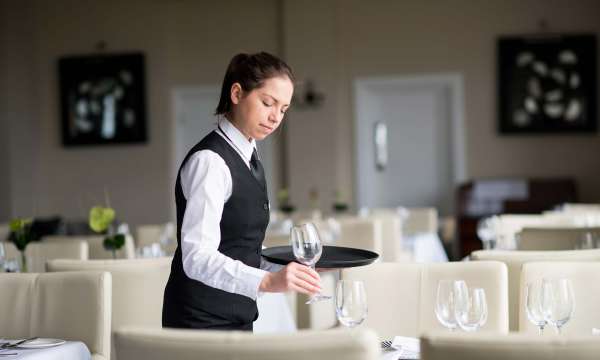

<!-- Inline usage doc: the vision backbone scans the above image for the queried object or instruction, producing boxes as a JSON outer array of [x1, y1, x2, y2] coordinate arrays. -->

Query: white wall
[[2, 0, 600, 225]]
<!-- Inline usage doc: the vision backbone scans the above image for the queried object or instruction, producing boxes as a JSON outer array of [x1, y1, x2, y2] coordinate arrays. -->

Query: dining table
[[0, 340, 91, 360]]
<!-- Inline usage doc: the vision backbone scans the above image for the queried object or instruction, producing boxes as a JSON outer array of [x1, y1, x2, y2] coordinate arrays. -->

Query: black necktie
[[250, 149, 266, 189]]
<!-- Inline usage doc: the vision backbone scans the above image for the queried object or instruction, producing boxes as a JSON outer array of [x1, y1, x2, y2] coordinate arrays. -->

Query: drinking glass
[[335, 280, 368, 328], [454, 283, 488, 332], [477, 217, 497, 250], [435, 280, 458, 331], [291, 222, 331, 304], [525, 281, 547, 334], [541, 278, 575, 334]]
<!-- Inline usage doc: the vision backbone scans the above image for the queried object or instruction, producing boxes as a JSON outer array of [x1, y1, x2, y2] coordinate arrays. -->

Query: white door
[[172, 86, 277, 204], [354, 75, 466, 215]]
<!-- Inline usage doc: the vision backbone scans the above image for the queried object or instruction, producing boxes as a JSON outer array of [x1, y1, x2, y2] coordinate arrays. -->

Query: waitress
[[163, 52, 322, 331]]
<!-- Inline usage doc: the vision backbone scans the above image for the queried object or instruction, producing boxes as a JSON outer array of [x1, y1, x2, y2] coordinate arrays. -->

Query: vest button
[[263, 203, 269, 210]]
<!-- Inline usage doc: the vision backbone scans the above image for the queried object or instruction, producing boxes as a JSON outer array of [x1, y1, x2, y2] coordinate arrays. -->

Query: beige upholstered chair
[[342, 261, 509, 339], [421, 332, 600, 360], [47, 258, 172, 360], [1, 240, 21, 262], [519, 262, 600, 335], [517, 227, 600, 251], [471, 249, 600, 331], [24, 240, 88, 272], [336, 216, 383, 254], [114, 326, 380, 360], [44, 235, 135, 259], [403, 207, 438, 236], [0, 271, 111, 360], [362, 213, 408, 262]]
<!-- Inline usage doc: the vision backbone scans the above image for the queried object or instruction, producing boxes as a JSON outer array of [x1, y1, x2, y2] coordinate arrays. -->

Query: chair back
[[0, 271, 111, 360], [421, 332, 600, 360], [342, 261, 509, 339], [517, 227, 600, 251], [471, 248, 600, 331], [114, 326, 380, 360], [44, 235, 135, 259], [47, 258, 172, 359], [336, 217, 383, 254], [519, 261, 600, 335], [25, 240, 88, 272]]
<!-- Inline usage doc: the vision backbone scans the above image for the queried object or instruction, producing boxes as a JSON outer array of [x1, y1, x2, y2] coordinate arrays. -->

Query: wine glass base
[[305, 294, 332, 304]]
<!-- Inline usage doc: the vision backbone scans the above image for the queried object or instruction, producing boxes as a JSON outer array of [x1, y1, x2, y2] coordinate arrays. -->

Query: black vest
[[162, 131, 270, 329]]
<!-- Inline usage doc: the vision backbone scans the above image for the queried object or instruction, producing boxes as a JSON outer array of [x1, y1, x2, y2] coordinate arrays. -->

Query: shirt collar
[[218, 118, 256, 161]]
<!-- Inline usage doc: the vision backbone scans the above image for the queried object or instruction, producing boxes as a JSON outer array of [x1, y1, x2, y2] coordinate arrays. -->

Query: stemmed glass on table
[[541, 278, 575, 334], [291, 222, 332, 304], [435, 280, 487, 332], [335, 280, 368, 328]]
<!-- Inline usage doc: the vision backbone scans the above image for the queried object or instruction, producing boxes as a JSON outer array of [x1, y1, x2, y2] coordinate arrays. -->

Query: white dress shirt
[[180, 118, 283, 301]]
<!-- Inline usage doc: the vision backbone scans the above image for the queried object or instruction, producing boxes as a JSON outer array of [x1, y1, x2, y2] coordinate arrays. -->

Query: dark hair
[[215, 52, 295, 116]]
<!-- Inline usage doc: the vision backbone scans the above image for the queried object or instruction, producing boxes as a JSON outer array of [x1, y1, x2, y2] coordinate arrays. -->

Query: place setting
[[0, 337, 88, 359]]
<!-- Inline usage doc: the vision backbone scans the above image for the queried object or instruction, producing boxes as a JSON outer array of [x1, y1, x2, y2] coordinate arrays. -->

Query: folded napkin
[[392, 336, 420, 353]]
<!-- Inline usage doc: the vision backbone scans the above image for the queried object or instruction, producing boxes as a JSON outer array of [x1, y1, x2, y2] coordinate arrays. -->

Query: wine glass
[[435, 280, 458, 331], [541, 278, 575, 334], [335, 280, 368, 328], [477, 217, 497, 250], [291, 222, 331, 304], [525, 281, 547, 335], [454, 283, 488, 332]]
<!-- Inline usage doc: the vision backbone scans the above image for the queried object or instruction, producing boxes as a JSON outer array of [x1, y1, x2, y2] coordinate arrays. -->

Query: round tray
[[261, 245, 379, 268]]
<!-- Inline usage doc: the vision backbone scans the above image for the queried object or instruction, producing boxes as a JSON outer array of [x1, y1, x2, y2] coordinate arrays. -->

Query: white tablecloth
[[404, 233, 448, 263], [254, 292, 297, 333], [0, 341, 90, 360]]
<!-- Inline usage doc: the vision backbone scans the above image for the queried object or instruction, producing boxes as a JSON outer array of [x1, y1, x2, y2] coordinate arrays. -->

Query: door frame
[[353, 73, 467, 210]]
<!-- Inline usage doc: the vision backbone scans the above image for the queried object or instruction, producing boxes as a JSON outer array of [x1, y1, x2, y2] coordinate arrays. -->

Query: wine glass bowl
[[291, 222, 331, 304], [335, 280, 368, 328], [454, 282, 488, 332], [435, 280, 458, 331], [541, 278, 575, 334], [525, 281, 547, 335]]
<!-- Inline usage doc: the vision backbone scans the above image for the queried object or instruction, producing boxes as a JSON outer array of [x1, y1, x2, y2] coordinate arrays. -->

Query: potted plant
[[89, 206, 125, 259], [332, 189, 349, 214], [9, 217, 33, 272]]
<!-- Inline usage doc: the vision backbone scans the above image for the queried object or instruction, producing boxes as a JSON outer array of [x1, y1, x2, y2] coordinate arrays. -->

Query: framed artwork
[[497, 34, 597, 134], [59, 52, 147, 146]]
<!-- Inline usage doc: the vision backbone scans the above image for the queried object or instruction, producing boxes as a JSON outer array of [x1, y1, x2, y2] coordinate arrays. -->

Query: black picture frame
[[59, 52, 148, 146], [498, 34, 597, 134]]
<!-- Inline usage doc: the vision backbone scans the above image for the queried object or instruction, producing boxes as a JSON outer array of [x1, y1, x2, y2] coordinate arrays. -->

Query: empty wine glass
[[525, 281, 547, 335], [435, 280, 458, 331], [335, 280, 368, 328], [541, 278, 575, 334], [291, 222, 331, 304], [454, 283, 488, 332], [477, 217, 497, 250]]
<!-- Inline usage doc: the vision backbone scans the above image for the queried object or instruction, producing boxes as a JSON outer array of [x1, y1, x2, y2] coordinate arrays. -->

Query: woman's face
[[230, 75, 293, 141]]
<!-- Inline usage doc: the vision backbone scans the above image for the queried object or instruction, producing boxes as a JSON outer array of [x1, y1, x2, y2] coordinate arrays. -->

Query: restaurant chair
[[47, 258, 172, 360], [517, 227, 600, 251], [0, 271, 111, 360], [342, 261, 509, 340], [336, 216, 383, 255], [114, 326, 380, 360], [519, 261, 600, 335], [25, 239, 88, 272], [44, 234, 136, 259], [420, 331, 600, 360], [471, 248, 600, 331]]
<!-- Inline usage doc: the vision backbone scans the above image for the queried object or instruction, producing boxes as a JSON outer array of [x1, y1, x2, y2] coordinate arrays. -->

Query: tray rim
[[261, 245, 379, 268]]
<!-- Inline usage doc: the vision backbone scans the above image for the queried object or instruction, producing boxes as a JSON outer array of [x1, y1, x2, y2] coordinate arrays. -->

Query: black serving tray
[[261, 245, 379, 268]]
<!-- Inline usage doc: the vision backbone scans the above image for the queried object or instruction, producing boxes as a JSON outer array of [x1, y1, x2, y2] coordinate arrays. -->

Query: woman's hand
[[259, 262, 322, 295]]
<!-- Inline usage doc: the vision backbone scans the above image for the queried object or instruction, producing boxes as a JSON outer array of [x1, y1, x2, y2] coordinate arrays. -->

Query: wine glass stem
[[538, 325, 544, 335], [556, 325, 562, 335]]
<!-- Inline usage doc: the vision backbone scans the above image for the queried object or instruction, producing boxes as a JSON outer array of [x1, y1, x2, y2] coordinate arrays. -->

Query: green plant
[[9, 217, 33, 272], [89, 206, 123, 259], [332, 189, 349, 213], [277, 188, 296, 214]]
